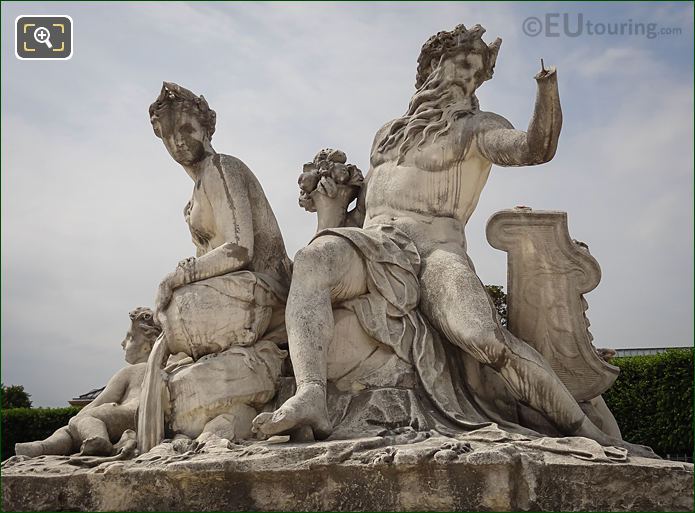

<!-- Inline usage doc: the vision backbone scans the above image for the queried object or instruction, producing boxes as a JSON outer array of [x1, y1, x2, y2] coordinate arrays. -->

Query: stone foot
[[80, 436, 114, 456], [252, 384, 332, 439], [576, 417, 659, 459], [202, 404, 257, 442], [618, 440, 659, 459], [14, 442, 44, 458]]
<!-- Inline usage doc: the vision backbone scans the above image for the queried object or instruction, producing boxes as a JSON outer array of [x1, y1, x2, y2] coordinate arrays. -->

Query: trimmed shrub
[[603, 348, 693, 457], [1, 407, 80, 461]]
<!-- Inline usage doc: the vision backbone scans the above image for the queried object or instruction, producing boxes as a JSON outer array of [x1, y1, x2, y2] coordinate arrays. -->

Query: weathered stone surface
[[3, 432, 692, 512], [254, 22, 652, 461], [138, 82, 294, 453], [486, 207, 624, 438], [486, 207, 619, 402], [15, 308, 159, 458], [168, 339, 286, 438], [10, 25, 681, 513]]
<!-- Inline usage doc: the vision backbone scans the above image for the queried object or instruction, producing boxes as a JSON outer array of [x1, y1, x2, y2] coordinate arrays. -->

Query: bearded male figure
[[254, 24, 649, 456]]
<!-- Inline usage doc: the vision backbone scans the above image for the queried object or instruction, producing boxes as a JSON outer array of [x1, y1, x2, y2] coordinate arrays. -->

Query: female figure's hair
[[148, 82, 217, 140]]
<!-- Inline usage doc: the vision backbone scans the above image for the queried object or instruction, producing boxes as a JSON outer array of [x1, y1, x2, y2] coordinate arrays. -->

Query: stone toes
[[252, 413, 272, 432], [80, 437, 112, 456]]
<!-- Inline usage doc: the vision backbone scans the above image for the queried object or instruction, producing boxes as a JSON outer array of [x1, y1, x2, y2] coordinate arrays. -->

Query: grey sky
[[2, 2, 693, 407]]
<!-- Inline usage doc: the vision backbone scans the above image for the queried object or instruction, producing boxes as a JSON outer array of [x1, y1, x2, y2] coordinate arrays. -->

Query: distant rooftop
[[614, 346, 693, 358], [68, 386, 106, 407]]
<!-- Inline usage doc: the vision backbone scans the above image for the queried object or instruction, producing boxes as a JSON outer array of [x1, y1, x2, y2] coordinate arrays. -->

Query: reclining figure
[[15, 307, 159, 457]]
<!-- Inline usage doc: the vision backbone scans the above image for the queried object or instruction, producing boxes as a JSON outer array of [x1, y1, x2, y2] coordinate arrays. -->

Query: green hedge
[[603, 348, 693, 457], [1, 407, 80, 461]]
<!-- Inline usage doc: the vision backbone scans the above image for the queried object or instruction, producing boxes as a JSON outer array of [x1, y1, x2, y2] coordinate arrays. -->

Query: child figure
[[15, 307, 160, 457]]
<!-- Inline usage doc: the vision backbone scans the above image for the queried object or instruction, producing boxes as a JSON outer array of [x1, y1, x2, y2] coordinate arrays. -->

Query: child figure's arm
[[78, 367, 131, 414]]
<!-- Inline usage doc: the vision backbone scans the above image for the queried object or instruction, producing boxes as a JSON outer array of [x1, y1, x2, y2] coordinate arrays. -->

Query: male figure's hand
[[534, 61, 558, 83]]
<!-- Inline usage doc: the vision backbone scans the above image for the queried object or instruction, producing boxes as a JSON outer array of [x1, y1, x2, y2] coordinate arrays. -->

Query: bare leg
[[15, 426, 75, 457], [69, 415, 113, 456], [419, 248, 654, 457], [580, 396, 622, 439], [252, 236, 367, 438], [67, 401, 138, 456]]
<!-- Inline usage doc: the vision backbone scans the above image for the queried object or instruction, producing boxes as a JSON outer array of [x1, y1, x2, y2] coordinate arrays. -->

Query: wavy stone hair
[[376, 24, 501, 161], [125, 307, 162, 345], [148, 82, 217, 140]]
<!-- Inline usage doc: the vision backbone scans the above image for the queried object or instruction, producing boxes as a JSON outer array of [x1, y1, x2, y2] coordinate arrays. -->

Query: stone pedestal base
[[2, 431, 692, 512]]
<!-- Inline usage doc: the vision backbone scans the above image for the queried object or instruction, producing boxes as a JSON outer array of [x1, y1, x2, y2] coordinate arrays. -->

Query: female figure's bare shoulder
[[197, 153, 262, 204]]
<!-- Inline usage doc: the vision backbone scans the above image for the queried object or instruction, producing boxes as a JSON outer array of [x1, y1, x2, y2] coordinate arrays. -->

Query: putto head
[[415, 24, 502, 89], [121, 307, 161, 365], [148, 82, 217, 140]]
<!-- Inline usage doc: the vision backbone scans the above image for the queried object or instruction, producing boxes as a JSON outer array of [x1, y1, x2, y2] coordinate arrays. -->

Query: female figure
[[148, 82, 292, 353], [139, 83, 292, 452]]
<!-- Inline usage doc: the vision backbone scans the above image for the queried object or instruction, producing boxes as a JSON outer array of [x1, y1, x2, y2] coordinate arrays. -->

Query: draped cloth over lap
[[315, 224, 538, 435], [164, 270, 288, 360], [138, 270, 289, 453]]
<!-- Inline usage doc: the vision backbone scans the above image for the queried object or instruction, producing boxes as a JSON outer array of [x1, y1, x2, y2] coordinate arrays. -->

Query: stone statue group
[[15, 23, 655, 461]]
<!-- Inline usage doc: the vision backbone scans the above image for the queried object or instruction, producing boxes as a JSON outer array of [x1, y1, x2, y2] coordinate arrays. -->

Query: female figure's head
[[149, 82, 217, 166]]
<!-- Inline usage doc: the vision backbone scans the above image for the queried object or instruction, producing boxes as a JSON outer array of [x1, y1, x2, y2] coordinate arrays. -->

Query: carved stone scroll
[[486, 207, 619, 401]]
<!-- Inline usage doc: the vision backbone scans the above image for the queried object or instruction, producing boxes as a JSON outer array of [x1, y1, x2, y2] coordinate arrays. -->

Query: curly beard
[[376, 65, 480, 163]]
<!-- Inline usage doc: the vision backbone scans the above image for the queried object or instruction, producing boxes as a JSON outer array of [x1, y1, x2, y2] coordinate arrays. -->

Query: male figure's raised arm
[[477, 65, 562, 167]]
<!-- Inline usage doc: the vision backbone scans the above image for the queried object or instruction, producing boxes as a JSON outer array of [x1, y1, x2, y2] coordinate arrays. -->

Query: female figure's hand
[[177, 256, 197, 283]]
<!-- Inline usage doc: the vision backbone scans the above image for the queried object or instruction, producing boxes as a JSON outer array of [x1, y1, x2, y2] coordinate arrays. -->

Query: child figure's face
[[122, 310, 156, 364], [123, 335, 152, 365]]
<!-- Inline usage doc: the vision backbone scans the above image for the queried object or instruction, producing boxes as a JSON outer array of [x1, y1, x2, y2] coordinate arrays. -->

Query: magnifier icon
[[33, 26, 53, 49]]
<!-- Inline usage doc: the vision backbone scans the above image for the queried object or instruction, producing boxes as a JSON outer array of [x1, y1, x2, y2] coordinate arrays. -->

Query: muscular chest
[[372, 117, 479, 170], [366, 120, 491, 219]]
